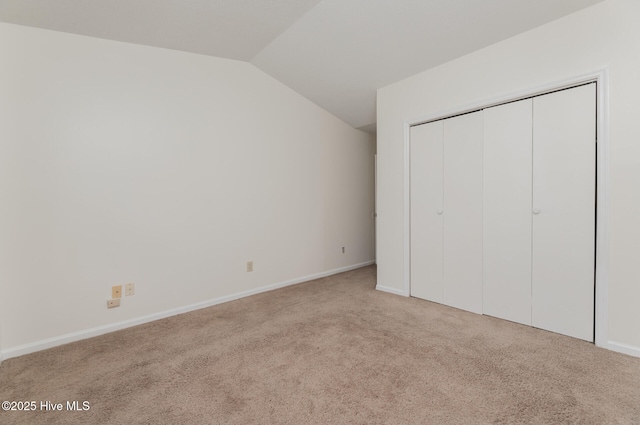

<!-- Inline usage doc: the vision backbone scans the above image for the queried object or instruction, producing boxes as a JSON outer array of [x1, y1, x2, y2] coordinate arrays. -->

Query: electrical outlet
[[107, 299, 120, 308], [125, 283, 135, 296], [247, 261, 253, 272], [112, 285, 122, 299], [341, 246, 345, 254]]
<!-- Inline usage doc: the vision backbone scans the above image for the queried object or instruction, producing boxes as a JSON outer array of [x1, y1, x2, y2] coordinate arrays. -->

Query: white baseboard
[[0, 261, 375, 361], [376, 284, 406, 296], [605, 340, 640, 358]]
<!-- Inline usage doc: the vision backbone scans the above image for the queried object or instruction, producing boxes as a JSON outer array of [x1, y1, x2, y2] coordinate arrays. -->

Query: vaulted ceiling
[[0, 0, 603, 132]]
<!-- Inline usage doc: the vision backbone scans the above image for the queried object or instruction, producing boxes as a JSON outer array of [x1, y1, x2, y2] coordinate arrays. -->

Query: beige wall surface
[[377, 0, 640, 354], [0, 23, 375, 357]]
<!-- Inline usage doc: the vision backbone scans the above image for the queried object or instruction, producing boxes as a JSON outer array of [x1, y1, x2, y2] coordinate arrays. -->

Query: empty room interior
[[1, 0, 640, 423]]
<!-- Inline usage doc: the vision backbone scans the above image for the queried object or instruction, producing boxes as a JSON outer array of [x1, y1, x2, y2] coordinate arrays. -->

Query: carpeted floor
[[1, 265, 639, 424]]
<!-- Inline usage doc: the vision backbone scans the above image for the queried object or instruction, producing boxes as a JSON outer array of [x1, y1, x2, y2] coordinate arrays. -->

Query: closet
[[410, 83, 596, 341]]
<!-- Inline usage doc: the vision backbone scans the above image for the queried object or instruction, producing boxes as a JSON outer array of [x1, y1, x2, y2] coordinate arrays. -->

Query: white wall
[[0, 23, 376, 358], [377, 0, 640, 354]]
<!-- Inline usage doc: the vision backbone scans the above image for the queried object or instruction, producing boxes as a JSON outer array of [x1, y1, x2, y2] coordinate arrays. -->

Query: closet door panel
[[483, 99, 533, 326], [443, 111, 483, 314], [532, 84, 596, 341], [410, 122, 444, 303]]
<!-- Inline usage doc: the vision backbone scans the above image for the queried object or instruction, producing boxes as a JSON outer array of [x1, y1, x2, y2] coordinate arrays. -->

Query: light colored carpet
[[1, 265, 639, 424]]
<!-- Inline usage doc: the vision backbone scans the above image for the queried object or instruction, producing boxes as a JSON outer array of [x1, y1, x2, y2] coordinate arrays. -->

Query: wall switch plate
[[112, 285, 122, 299], [247, 261, 253, 272], [125, 283, 135, 296], [107, 299, 120, 308]]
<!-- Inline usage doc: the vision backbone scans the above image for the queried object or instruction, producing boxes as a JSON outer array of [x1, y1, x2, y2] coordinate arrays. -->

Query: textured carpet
[[1, 265, 639, 424]]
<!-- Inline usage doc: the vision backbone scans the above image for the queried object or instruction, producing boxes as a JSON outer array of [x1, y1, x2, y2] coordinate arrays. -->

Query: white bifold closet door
[[483, 84, 595, 341], [443, 112, 483, 314], [410, 112, 483, 314], [483, 98, 533, 326], [410, 121, 444, 303], [532, 84, 596, 342], [412, 84, 594, 341]]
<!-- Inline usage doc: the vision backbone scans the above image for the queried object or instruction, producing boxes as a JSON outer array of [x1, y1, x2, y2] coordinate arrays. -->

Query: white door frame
[[403, 68, 612, 351]]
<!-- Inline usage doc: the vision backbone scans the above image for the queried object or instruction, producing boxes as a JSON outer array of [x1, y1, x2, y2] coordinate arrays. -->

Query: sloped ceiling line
[[0, 0, 603, 132]]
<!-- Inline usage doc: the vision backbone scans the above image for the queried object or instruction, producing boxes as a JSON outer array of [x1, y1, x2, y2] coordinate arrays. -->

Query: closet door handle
[[437, 209, 444, 215], [532, 209, 540, 215]]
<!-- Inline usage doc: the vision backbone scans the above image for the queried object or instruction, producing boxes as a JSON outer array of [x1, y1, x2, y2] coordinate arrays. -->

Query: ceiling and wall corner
[[0, 0, 603, 133], [0, 0, 324, 61]]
